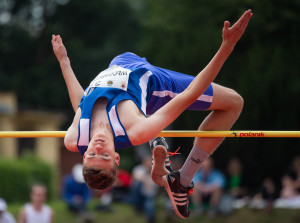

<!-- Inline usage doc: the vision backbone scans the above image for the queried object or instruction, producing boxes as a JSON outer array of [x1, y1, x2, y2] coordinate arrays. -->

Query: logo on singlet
[[107, 80, 113, 86]]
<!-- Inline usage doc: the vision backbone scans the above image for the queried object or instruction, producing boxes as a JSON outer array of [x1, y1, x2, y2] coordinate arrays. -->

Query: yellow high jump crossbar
[[0, 131, 300, 138]]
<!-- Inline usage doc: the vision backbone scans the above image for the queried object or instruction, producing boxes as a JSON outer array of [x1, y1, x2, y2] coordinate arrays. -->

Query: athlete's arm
[[52, 35, 84, 112], [129, 10, 252, 145], [64, 108, 81, 152], [180, 9, 252, 102]]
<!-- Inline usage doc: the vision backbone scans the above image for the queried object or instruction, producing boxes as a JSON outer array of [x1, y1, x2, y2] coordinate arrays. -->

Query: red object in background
[[117, 169, 132, 187]]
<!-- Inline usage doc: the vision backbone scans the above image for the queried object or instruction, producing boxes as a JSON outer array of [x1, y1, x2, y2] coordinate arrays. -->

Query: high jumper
[[52, 9, 253, 219]]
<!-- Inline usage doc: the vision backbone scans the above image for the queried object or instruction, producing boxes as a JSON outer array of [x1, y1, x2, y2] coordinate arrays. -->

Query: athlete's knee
[[227, 89, 244, 115], [232, 91, 244, 112], [211, 84, 243, 113]]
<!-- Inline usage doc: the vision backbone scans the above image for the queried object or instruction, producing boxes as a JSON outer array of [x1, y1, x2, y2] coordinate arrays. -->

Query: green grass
[[7, 199, 300, 223]]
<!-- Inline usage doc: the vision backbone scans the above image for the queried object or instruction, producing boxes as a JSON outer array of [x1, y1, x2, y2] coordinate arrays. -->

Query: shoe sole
[[152, 145, 187, 219], [151, 145, 169, 186], [164, 177, 187, 219]]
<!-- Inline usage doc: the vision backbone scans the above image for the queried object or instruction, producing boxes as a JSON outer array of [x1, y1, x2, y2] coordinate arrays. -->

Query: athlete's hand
[[222, 9, 253, 49], [51, 34, 68, 63]]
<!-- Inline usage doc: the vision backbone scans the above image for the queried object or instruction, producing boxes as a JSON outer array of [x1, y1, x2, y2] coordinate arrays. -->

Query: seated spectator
[[19, 184, 54, 223], [250, 178, 279, 211], [266, 158, 300, 209], [62, 164, 92, 214], [280, 174, 298, 199], [96, 190, 113, 212], [273, 174, 300, 209], [192, 157, 226, 217], [111, 168, 132, 202], [96, 169, 131, 212], [218, 157, 249, 213], [0, 198, 16, 223], [226, 157, 248, 199], [285, 156, 300, 192], [128, 156, 158, 223]]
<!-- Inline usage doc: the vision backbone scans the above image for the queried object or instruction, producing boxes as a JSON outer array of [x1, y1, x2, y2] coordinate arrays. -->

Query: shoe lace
[[186, 188, 194, 206], [168, 147, 181, 157], [168, 147, 181, 164]]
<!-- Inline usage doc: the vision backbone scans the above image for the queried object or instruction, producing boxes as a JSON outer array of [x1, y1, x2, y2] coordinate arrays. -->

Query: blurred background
[[0, 0, 299, 222]]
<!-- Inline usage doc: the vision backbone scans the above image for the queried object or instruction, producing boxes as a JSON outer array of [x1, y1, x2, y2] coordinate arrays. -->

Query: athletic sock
[[179, 145, 209, 187]]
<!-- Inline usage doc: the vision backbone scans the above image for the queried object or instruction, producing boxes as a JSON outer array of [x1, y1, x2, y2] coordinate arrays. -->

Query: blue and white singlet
[[77, 52, 213, 155]]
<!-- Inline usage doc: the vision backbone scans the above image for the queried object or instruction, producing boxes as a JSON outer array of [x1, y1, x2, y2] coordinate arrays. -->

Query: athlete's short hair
[[82, 163, 117, 190]]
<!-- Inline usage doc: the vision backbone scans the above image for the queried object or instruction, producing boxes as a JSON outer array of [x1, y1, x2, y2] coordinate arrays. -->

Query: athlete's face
[[83, 133, 120, 170]]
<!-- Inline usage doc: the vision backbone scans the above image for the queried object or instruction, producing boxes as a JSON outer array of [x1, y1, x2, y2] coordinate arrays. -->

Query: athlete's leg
[[147, 62, 243, 218], [164, 83, 243, 219], [194, 82, 244, 152], [179, 83, 243, 188]]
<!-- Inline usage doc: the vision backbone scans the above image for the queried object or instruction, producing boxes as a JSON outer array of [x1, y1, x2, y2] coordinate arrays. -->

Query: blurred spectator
[[285, 156, 300, 192], [112, 168, 132, 202], [280, 174, 298, 199], [249, 178, 279, 211], [226, 157, 248, 199], [19, 184, 54, 223], [273, 174, 300, 209], [128, 156, 158, 223], [271, 157, 300, 209], [192, 157, 226, 218], [96, 168, 131, 212], [62, 164, 92, 214], [96, 190, 113, 212], [218, 157, 249, 214], [0, 198, 16, 223]]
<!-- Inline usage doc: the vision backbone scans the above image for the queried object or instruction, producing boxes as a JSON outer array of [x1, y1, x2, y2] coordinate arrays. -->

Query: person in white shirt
[[18, 184, 54, 223], [0, 198, 16, 223]]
